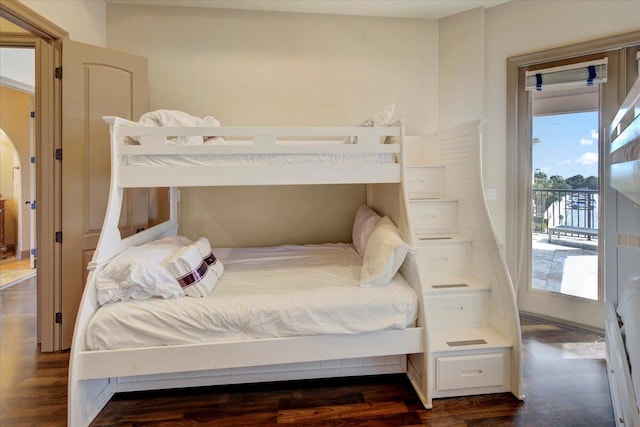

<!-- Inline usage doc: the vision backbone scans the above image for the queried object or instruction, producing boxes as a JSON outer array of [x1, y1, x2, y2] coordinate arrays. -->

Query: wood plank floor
[[1, 277, 614, 426]]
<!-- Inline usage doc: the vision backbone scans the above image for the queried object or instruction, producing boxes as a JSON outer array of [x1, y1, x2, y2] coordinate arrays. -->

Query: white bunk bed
[[68, 117, 428, 426], [606, 65, 640, 427]]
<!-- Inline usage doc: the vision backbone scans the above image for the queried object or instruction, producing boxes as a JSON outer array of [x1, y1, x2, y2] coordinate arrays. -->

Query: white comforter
[[86, 243, 418, 350]]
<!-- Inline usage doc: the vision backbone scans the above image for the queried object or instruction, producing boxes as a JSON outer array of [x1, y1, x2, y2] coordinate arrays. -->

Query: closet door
[[60, 40, 149, 349]]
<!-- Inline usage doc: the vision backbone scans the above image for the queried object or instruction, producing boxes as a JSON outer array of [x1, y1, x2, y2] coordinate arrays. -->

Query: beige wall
[[107, 4, 439, 246], [483, 0, 640, 246], [18, 0, 106, 46], [0, 86, 31, 253], [439, 7, 484, 130]]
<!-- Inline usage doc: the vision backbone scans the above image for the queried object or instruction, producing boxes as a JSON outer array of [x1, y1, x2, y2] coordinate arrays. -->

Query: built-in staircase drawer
[[410, 201, 457, 235], [436, 353, 505, 391], [406, 167, 445, 200], [427, 293, 488, 328], [415, 244, 469, 278]]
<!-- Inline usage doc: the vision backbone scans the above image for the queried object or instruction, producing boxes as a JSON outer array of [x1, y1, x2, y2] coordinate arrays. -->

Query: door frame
[[506, 31, 640, 328], [0, 1, 67, 351]]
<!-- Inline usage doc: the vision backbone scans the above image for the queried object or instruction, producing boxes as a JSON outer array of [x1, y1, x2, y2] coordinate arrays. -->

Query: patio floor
[[532, 232, 598, 300]]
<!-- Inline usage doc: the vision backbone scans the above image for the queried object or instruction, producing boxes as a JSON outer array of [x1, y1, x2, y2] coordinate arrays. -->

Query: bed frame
[[68, 119, 428, 426], [606, 63, 640, 427]]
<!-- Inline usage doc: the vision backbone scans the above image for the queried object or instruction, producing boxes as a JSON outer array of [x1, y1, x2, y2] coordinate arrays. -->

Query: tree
[[565, 174, 586, 189], [533, 171, 549, 189], [549, 175, 571, 189], [584, 175, 598, 190]]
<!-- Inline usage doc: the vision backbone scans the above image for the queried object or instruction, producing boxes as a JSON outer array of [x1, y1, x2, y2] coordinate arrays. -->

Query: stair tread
[[406, 164, 444, 169], [423, 277, 490, 295], [430, 326, 512, 353], [409, 198, 457, 203], [414, 234, 471, 245]]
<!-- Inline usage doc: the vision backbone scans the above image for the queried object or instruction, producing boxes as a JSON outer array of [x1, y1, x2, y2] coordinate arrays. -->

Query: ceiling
[[105, 0, 509, 20]]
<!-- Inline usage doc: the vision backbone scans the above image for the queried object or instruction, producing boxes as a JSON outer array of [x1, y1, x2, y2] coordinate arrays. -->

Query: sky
[[532, 111, 599, 179]]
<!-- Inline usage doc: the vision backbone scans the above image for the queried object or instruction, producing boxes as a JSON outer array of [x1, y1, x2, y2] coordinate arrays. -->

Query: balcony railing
[[532, 188, 598, 235]]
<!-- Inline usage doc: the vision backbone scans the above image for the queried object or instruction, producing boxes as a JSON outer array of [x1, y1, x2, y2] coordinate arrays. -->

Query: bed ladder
[[404, 121, 523, 407]]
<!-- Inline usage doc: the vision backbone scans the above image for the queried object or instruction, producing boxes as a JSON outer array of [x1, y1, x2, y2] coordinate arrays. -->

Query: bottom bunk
[[68, 206, 426, 426], [606, 278, 640, 427]]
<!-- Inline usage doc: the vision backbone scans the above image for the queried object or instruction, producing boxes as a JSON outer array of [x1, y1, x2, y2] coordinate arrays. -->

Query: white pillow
[[95, 242, 185, 305], [166, 244, 219, 298], [344, 103, 396, 144], [352, 204, 382, 257], [360, 216, 410, 287]]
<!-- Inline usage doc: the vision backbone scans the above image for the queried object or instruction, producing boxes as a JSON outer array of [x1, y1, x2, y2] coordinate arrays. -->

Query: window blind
[[525, 58, 607, 92]]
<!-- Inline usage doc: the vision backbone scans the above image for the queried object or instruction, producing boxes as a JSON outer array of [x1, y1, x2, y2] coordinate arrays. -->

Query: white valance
[[525, 58, 608, 92]]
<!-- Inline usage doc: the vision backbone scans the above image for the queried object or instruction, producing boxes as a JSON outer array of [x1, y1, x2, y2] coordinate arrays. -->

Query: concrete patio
[[531, 232, 599, 300]]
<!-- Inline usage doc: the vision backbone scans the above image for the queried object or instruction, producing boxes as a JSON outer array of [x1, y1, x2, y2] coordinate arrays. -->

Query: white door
[[515, 50, 629, 329], [61, 40, 149, 348]]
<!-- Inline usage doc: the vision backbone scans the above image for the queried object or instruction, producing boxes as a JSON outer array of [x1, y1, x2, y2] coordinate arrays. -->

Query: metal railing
[[532, 188, 598, 234]]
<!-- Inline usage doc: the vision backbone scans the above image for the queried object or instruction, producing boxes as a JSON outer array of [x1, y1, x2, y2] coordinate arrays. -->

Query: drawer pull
[[410, 179, 426, 184], [461, 370, 483, 377], [418, 214, 436, 220], [429, 256, 449, 262], [444, 306, 464, 312]]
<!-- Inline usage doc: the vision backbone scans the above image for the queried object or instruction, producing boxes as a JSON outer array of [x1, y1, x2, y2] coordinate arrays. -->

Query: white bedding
[[86, 243, 418, 350], [617, 277, 640, 410], [125, 153, 396, 167]]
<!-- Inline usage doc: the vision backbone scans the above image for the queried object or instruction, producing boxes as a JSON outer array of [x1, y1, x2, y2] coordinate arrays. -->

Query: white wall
[[439, 7, 484, 130], [482, 0, 640, 246], [106, 4, 439, 246], [18, 0, 106, 46]]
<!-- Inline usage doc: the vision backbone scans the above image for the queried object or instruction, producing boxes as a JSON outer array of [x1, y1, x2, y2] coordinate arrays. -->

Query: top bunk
[[104, 115, 405, 188], [608, 56, 640, 203]]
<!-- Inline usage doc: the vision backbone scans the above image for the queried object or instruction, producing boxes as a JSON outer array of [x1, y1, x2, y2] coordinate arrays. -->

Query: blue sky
[[532, 111, 599, 179]]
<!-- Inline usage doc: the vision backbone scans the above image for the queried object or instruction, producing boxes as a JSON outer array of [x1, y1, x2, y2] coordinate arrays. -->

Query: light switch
[[485, 188, 497, 200]]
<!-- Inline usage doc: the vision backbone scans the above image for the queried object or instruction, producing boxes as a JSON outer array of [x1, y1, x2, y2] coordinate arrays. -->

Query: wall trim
[[0, 0, 66, 352]]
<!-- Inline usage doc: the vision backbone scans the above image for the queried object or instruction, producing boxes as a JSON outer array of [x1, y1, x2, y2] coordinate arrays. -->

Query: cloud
[[576, 152, 598, 165], [557, 159, 572, 165], [580, 138, 593, 146], [591, 129, 598, 139]]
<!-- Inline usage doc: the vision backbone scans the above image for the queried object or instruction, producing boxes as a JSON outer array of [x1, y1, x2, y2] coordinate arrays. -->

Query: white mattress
[[125, 153, 396, 167], [86, 243, 418, 350]]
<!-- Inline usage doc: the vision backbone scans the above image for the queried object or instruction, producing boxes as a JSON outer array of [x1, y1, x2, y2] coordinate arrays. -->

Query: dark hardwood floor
[[1, 277, 614, 426]]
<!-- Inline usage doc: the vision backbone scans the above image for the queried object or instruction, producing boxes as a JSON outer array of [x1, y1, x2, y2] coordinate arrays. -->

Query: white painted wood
[[404, 120, 523, 406], [118, 164, 402, 188], [606, 302, 640, 427], [409, 200, 458, 235], [436, 353, 505, 391], [77, 328, 423, 380], [68, 117, 427, 426], [111, 356, 407, 393], [429, 326, 513, 354], [405, 166, 445, 199], [427, 292, 489, 329]]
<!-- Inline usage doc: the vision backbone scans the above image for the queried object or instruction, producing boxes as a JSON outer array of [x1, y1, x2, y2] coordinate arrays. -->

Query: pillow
[[165, 244, 219, 297], [344, 103, 396, 144], [360, 216, 410, 287], [352, 204, 382, 257], [95, 242, 185, 305]]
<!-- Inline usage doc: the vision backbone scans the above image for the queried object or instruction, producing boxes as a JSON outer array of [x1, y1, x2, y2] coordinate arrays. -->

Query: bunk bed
[[606, 64, 640, 427], [67, 116, 428, 426]]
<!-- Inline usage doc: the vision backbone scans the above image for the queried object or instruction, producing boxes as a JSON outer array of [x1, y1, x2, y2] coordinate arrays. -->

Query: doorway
[[0, 46, 37, 288], [507, 33, 640, 330], [0, 4, 65, 351], [531, 86, 599, 302]]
